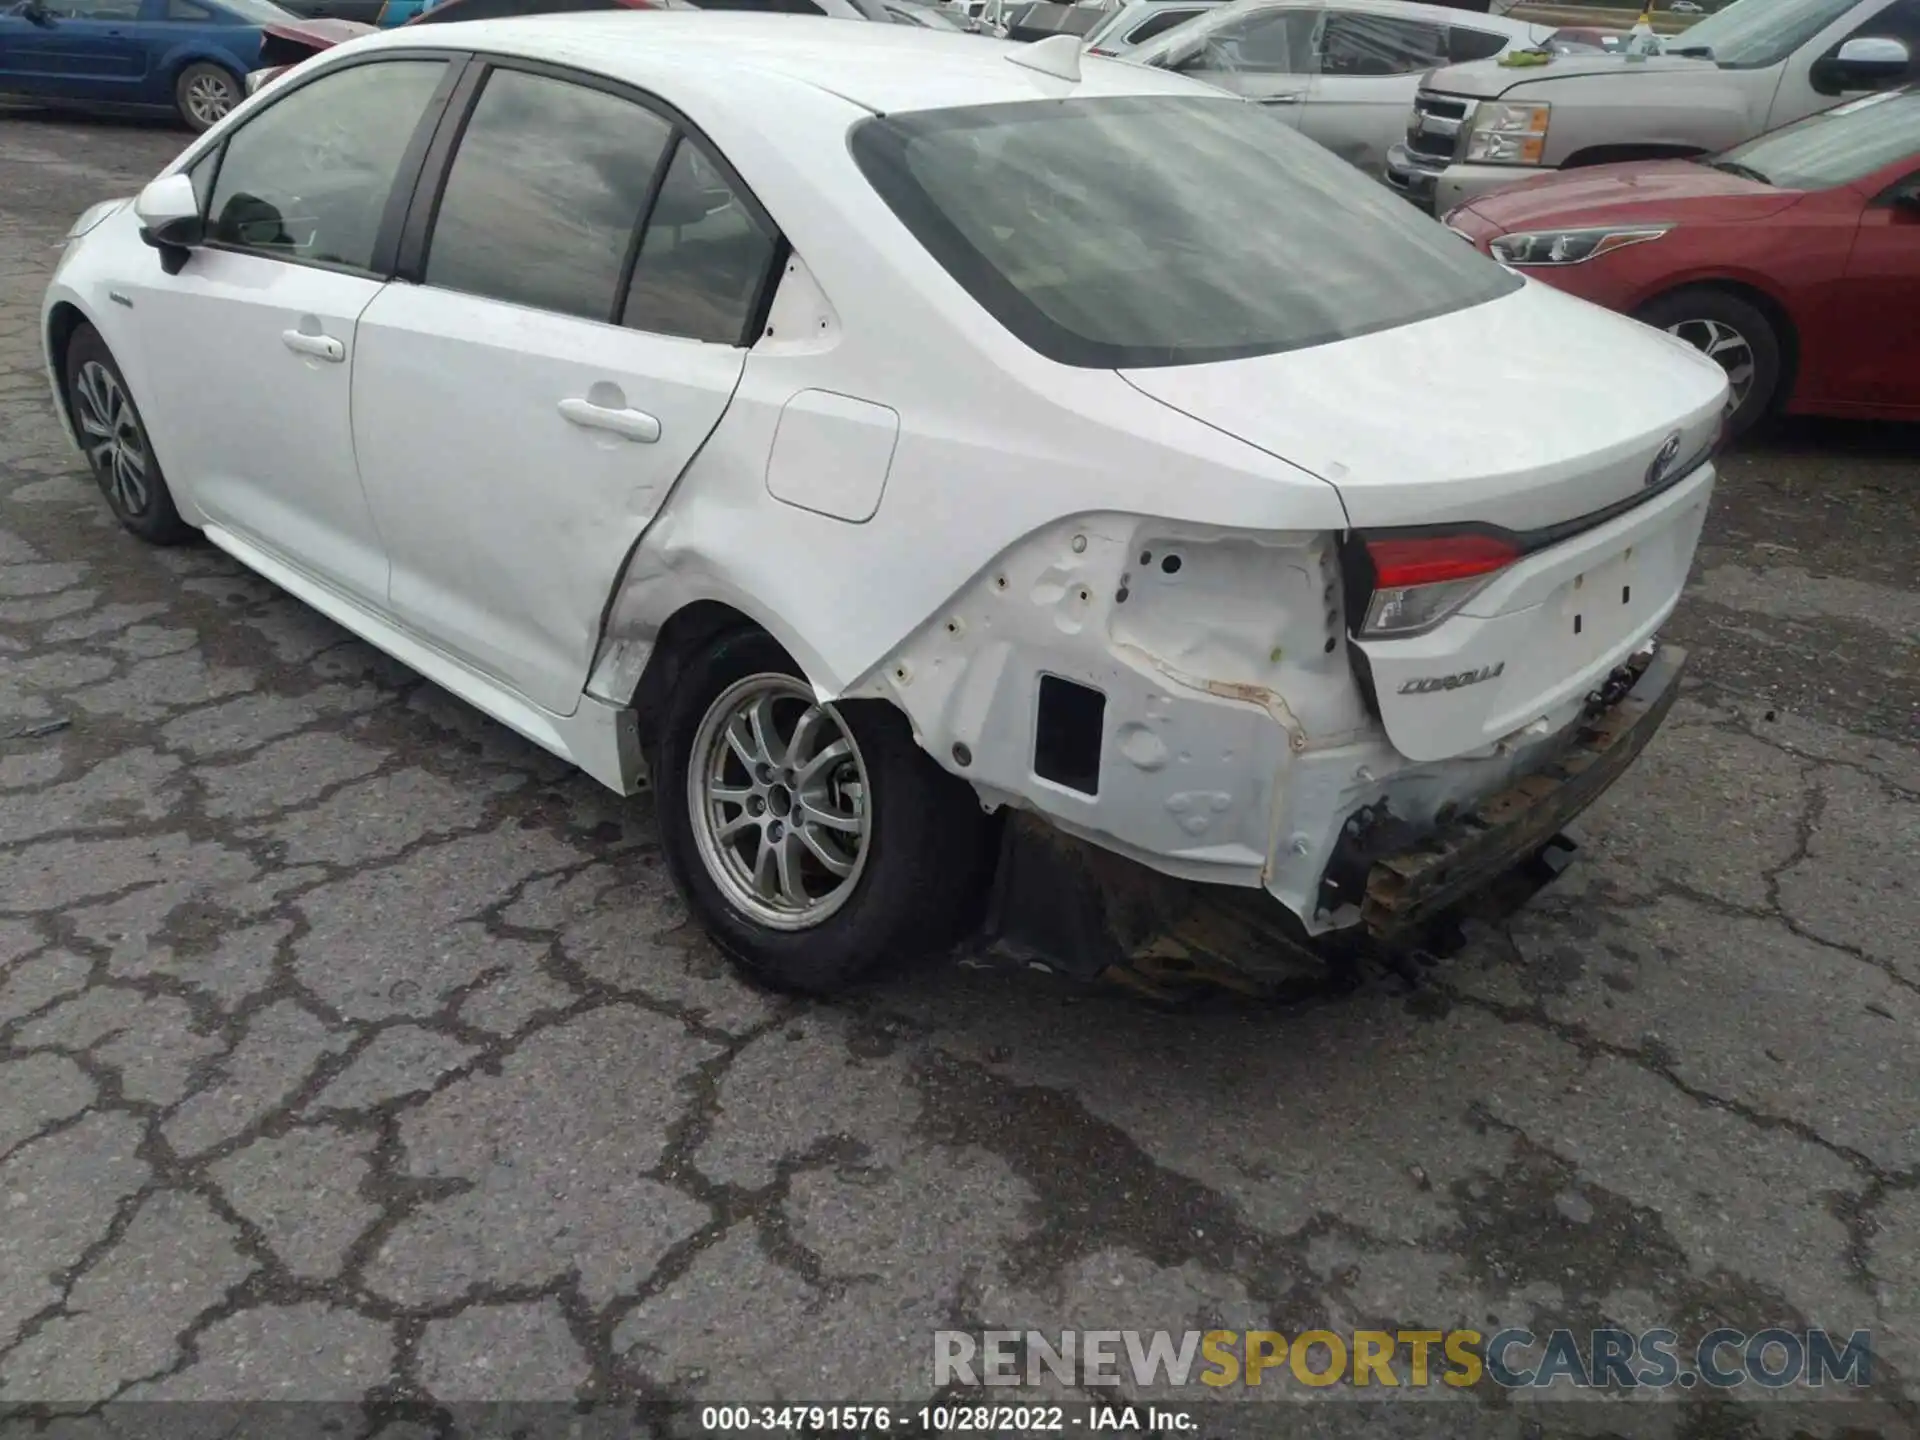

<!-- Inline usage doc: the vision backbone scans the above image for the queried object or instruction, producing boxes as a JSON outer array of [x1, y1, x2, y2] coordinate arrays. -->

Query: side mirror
[[18, 1, 55, 26], [1812, 35, 1911, 93], [1890, 178, 1920, 214], [134, 171, 204, 275]]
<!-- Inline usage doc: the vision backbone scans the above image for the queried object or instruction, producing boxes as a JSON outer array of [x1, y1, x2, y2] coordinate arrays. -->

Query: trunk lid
[[1121, 280, 1727, 762], [1119, 279, 1725, 533]]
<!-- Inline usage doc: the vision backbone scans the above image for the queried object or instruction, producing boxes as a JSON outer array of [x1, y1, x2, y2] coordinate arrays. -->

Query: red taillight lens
[[1364, 533, 1519, 589], [1358, 531, 1519, 639]]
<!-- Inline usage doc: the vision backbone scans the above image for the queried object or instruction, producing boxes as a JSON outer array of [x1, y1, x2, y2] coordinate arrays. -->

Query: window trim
[[397, 53, 788, 347], [196, 49, 470, 280]]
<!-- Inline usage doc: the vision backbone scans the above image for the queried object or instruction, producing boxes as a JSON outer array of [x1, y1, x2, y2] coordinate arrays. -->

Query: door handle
[[1260, 93, 1304, 104], [281, 329, 345, 362], [558, 396, 661, 443]]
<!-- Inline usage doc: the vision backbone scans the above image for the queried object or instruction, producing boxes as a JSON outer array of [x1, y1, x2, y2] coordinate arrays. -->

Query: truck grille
[[1408, 91, 1470, 162]]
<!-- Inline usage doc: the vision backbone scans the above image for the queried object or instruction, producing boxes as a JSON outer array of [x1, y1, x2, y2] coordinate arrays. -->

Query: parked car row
[[1095, 0, 1918, 428]]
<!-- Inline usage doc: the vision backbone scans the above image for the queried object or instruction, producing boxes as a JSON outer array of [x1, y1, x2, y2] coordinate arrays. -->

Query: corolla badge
[[1398, 662, 1505, 696], [1645, 430, 1683, 488]]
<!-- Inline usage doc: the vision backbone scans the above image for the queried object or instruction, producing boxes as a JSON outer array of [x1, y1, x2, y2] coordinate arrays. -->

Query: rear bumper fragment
[[1357, 642, 1684, 935]]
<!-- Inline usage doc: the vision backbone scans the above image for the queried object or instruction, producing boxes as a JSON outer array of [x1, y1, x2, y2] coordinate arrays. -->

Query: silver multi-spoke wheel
[[72, 360, 150, 517], [688, 673, 872, 931], [183, 69, 237, 128], [1665, 317, 1756, 412]]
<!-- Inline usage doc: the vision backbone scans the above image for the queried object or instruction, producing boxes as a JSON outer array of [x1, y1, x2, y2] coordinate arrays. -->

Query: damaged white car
[[43, 16, 1727, 994]]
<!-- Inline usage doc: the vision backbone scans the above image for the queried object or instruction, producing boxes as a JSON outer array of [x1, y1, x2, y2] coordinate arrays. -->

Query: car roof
[[354, 11, 1213, 112]]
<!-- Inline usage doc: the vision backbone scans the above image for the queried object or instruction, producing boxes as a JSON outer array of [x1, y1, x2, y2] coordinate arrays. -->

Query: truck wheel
[[654, 628, 993, 995], [175, 62, 241, 132], [1634, 287, 1784, 440], [64, 325, 194, 546]]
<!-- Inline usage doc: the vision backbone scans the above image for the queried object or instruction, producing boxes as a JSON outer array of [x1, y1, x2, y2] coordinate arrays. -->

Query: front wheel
[[64, 325, 194, 546], [175, 61, 241, 132], [654, 629, 993, 994], [1635, 286, 1785, 441]]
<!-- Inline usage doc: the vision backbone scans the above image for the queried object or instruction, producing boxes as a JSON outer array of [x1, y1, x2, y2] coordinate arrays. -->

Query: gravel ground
[[1, 113, 1916, 1435]]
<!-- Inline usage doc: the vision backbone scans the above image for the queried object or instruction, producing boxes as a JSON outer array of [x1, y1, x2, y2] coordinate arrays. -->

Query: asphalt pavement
[[1, 114, 1916, 1434]]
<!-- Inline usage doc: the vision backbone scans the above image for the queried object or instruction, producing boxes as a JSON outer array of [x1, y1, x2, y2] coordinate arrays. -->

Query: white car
[[1082, 0, 1227, 56], [1124, 0, 1560, 173], [44, 17, 1726, 994]]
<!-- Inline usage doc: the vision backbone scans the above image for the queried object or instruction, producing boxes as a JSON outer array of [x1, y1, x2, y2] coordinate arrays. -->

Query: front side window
[[1714, 84, 1920, 188], [424, 69, 672, 321], [1320, 11, 1446, 74], [851, 94, 1521, 368], [1669, 0, 1861, 68], [207, 59, 447, 270], [46, 0, 143, 19], [1130, 3, 1322, 75], [620, 138, 778, 344]]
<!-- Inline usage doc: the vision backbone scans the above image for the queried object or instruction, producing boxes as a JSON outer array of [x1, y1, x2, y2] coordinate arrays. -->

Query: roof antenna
[[1008, 32, 1083, 81]]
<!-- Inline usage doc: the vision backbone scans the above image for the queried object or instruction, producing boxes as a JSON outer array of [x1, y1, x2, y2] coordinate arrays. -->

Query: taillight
[[1359, 531, 1518, 638], [1088, 44, 1116, 53]]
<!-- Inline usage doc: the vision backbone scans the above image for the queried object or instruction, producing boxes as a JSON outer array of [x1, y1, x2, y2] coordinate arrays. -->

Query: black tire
[[654, 628, 993, 995], [1634, 286, 1785, 441], [64, 325, 194, 547], [174, 61, 241, 133]]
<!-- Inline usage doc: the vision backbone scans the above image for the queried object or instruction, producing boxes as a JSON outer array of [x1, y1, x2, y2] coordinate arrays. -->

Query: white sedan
[[44, 15, 1726, 994]]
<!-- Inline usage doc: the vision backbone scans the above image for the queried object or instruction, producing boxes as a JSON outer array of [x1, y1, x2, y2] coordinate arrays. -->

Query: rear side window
[[1447, 24, 1508, 61], [1145, 6, 1320, 75], [1128, 7, 1203, 44], [1320, 11, 1447, 73], [620, 138, 779, 344], [424, 69, 672, 320], [207, 59, 447, 270], [851, 94, 1520, 368]]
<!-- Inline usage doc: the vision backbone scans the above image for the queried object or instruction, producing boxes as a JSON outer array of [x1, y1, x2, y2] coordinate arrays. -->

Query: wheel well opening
[[1562, 144, 1705, 169], [1644, 279, 1800, 405], [45, 302, 87, 431], [630, 600, 763, 751]]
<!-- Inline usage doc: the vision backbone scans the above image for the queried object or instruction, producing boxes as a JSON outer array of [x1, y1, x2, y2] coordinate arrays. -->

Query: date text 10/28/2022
[[699, 1405, 1195, 1433]]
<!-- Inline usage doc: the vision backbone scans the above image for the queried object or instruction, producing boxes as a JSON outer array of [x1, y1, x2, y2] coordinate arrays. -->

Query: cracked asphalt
[[1, 114, 1917, 1435]]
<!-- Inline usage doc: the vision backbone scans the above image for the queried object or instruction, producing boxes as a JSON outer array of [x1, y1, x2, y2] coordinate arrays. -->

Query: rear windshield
[[848, 94, 1521, 368]]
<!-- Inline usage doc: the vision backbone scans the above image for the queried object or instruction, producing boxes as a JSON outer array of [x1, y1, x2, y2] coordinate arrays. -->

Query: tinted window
[[166, 0, 217, 18], [692, 0, 825, 13], [47, 0, 143, 18], [1128, 8, 1204, 44], [425, 69, 671, 320], [1133, 4, 1320, 75], [415, 0, 617, 20], [621, 138, 778, 344], [208, 59, 446, 270], [1717, 85, 1920, 187], [1447, 24, 1508, 60], [851, 94, 1520, 368], [1321, 11, 1447, 73]]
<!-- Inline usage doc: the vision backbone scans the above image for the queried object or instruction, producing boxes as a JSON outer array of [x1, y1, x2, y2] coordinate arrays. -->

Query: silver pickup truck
[[1386, 0, 1920, 212]]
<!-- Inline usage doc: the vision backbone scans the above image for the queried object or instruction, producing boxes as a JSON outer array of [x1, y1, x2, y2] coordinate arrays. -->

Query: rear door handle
[[1261, 93, 1304, 105], [558, 396, 661, 443], [281, 329, 345, 363]]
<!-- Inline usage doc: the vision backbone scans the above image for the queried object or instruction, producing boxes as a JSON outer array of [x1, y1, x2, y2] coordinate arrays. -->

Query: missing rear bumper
[[1355, 643, 1685, 935]]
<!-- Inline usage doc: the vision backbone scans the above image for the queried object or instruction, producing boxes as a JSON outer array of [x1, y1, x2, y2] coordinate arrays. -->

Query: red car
[[1445, 84, 1920, 435]]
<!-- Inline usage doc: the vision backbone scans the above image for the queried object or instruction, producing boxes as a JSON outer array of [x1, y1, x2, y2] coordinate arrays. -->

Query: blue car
[[0, 0, 351, 130]]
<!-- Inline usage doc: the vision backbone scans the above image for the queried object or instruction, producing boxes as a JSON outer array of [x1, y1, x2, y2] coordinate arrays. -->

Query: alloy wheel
[[72, 361, 151, 518], [687, 673, 872, 930], [185, 71, 236, 128], [1665, 317, 1756, 413]]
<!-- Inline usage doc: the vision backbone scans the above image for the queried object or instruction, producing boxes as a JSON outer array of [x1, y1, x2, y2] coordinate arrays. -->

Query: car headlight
[[1463, 100, 1550, 164], [1489, 225, 1670, 266]]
